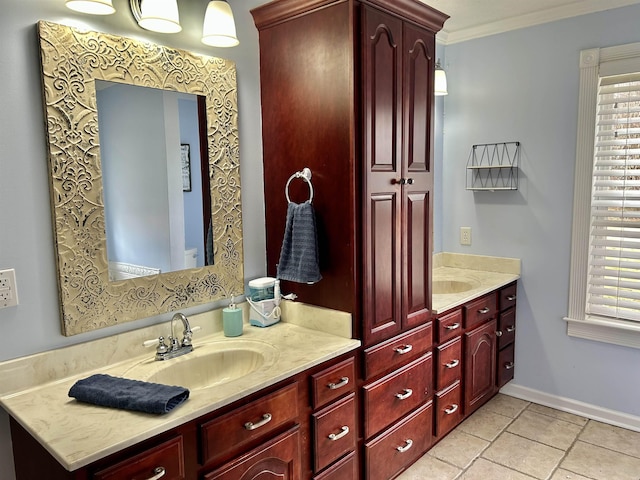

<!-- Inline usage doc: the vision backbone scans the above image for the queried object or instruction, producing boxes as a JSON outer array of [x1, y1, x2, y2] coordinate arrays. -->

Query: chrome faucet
[[152, 313, 195, 361]]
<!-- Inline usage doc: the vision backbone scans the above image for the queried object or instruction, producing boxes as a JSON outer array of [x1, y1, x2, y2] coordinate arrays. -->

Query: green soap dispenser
[[223, 297, 243, 337]]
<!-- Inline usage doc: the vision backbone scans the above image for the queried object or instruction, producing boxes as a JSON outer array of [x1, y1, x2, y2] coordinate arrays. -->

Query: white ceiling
[[423, 0, 640, 44]]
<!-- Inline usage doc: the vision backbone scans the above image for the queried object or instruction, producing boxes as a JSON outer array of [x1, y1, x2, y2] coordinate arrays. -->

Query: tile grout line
[[544, 418, 596, 480]]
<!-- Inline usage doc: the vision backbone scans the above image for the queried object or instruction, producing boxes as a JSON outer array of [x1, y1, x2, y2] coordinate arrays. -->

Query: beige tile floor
[[397, 394, 640, 480]]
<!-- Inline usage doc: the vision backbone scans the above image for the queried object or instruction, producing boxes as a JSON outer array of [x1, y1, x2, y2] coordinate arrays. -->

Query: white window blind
[[588, 73, 640, 322]]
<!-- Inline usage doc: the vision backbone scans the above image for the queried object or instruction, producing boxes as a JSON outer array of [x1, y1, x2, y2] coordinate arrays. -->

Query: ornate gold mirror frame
[[37, 21, 243, 336]]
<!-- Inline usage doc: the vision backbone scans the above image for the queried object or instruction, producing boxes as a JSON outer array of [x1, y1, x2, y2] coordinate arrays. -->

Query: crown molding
[[439, 0, 640, 45]]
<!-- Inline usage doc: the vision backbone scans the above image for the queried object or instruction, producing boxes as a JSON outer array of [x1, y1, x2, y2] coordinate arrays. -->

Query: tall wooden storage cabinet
[[251, 0, 448, 346]]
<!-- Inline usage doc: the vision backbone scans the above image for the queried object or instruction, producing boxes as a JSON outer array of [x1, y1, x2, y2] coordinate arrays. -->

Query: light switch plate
[[0, 269, 19, 308]]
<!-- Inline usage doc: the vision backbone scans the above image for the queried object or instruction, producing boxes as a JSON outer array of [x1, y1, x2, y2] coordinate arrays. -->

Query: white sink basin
[[124, 339, 279, 390], [432, 280, 478, 295]]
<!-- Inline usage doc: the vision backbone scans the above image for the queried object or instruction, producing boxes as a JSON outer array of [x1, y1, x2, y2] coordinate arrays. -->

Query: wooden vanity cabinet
[[251, 0, 448, 348], [10, 353, 360, 480]]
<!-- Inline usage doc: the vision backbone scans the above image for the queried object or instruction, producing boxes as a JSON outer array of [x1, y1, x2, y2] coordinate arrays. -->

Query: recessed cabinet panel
[[437, 309, 463, 344], [498, 343, 515, 388], [436, 336, 462, 392], [498, 308, 516, 349], [204, 426, 301, 480], [464, 293, 497, 330], [311, 357, 356, 409], [435, 381, 462, 438], [465, 320, 497, 414], [405, 191, 431, 328]]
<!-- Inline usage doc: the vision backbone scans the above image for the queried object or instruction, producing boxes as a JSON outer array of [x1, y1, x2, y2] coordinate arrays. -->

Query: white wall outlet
[[460, 227, 472, 246], [0, 269, 19, 308]]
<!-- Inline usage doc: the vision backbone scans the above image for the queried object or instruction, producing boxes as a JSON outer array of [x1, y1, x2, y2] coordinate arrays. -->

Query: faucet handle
[[181, 325, 201, 347]]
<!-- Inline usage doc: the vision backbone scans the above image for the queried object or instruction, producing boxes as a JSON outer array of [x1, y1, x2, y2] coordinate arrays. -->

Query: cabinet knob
[[406, 178, 414, 185], [496, 330, 503, 337], [244, 413, 272, 431], [327, 377, 349, 390], [328, 426, 350, 441], [395, 388, 413, 400], [396, 439, 413, 453], [392, 178, 406, 185], [144, 467, 166, 480]]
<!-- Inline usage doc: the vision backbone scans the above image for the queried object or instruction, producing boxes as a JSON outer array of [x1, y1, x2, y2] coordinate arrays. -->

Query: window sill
[[564, 316, 640, 349]]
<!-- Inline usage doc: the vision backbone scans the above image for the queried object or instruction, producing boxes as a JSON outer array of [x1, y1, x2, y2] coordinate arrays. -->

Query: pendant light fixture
[[201, 1, 240, 47], [130, 0, 182, 34], [65, 0, 115, 15], [435, 59, 448, 96]]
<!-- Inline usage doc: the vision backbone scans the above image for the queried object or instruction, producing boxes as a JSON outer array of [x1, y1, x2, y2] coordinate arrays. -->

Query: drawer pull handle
[[506, 294, 517, 301], [395, 388, 413, 400], [505, 362, 515, 370], [445, 359, 459, 369], [145, 467, 166, 480], [444, 404, 459, 415], [445, 322, 460, 331], [396, 439, 413, 453], [328, 426, 350, 441], [506, 325, 516, 333], [327, 377, 349, 390], [394, 344, 413, 355], [244, 413, 272, 431], [496, 330, 503, 337], [478, 307, 491, 314]]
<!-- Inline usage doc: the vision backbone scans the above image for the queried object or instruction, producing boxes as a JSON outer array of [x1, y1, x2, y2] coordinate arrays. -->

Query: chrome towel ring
[[285, 167, 314, 204]]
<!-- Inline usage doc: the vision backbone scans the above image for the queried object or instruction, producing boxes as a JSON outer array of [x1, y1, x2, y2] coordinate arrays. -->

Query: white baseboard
[[500, 383, 640, 433]]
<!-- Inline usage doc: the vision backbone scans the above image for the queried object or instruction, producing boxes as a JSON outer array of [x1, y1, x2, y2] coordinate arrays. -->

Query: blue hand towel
[[277, 201, 322, 284], [68, 374, 189, 415]]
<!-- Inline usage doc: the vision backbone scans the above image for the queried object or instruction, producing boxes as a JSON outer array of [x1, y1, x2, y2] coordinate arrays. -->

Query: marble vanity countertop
[[0, 309, 359, 471], [432, 252, 521, 314]]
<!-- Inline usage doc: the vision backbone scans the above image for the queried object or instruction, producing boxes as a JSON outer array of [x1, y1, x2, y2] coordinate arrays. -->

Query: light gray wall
[[441, 4, 640, 417], [0, 1, 267, 478]]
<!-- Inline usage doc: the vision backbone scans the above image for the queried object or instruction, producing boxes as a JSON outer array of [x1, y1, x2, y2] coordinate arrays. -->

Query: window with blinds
[[588, 73, 640, 322]]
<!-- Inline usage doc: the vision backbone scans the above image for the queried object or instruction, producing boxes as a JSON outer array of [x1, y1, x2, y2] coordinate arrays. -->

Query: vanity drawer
[[313, 451, 358, 480], [436, 337, 462, 392], [498, 343, 515, 388], [436, 309, 463, 344], [363, 353, 432, 438], [464, 293, 497, 330], [311, 357, 356, 409], [200, 383, 298, 465], [435, 381, 462, 438], [499, 283, 517, 311], [497, 308, 516, 349], [364, 401, 433, 480], [93, 436, 185, 480], [312, 393, 357, 472], [363, 323, 432, 379]]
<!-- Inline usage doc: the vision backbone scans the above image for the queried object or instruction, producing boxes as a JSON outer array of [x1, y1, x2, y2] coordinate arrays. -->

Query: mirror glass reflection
[[96, 81, 213, 280]]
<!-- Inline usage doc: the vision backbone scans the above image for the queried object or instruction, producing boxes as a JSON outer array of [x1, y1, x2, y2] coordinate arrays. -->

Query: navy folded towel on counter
[[68, 374, 189, 415], [277, 201, 322, 284]]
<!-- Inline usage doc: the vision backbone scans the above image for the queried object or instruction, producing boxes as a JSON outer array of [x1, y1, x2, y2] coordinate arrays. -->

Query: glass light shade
[[65, 0, 115, 15], [202, 1, 239, 47], [435, 62, 448, 96], [138, 0, 182, 33]]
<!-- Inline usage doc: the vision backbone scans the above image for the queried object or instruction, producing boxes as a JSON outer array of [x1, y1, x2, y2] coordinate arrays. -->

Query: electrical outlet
[[460, 227, 472, 246], [0, 269, 18, 308]]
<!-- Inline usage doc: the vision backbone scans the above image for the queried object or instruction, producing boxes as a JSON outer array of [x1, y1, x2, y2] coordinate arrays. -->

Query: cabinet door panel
[[498, 343, 515, 389], [362, 6, 403, 346], [404, 190, 431, 328], [204, 427, 300, 480], [464, 320, 497, 414], [436, 336, 462, 392], [312, 393, 357, 472]]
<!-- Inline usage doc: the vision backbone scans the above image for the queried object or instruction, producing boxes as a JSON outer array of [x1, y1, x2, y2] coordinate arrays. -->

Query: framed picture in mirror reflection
[[181, 143, 191, 192]]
